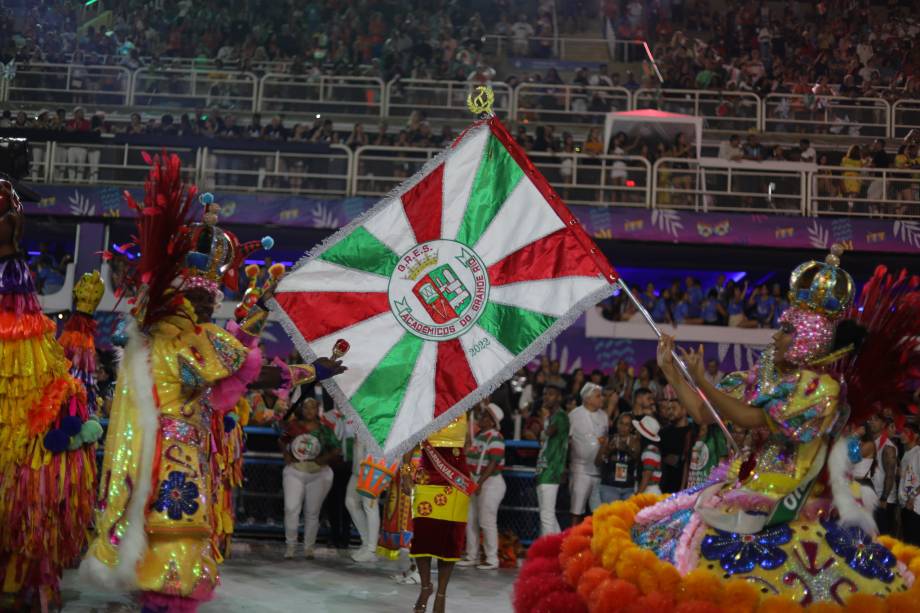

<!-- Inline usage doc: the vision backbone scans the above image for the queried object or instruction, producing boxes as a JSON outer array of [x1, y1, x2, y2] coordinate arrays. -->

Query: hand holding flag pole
[[617, 280, 740, 457]]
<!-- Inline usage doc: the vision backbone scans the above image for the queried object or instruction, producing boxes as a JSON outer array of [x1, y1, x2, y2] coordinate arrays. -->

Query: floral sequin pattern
[[154, 471, 201, 521], [701, 523, 793, 574], [820, 519, 896, 582]]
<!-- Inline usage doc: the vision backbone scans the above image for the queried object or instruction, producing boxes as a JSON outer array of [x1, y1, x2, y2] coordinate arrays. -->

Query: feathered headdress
[[111, 152, 198, 331], [837, 265, 920, 427]]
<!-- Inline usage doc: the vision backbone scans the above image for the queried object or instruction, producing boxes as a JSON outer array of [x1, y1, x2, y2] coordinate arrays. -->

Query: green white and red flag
[[273, 117, 618, 458]]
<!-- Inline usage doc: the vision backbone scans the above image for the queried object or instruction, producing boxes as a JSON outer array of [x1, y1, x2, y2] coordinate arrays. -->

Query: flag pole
[[617, 280, 739, 456]]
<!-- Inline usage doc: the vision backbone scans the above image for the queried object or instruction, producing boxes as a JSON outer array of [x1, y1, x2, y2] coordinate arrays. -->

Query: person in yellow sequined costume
[[0, 180, 104, 611], [513, 247, 920, 612], [79, 157, 345, 613]]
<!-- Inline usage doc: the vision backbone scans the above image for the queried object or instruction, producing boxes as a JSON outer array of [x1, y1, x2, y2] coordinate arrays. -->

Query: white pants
[[283, 464, 334, 548], [536, 483, 561, 536], [465, 475, 507, 566], [569, 471, 602, 515], [66, 146, 88, 181], [345, 473, 380, 551]]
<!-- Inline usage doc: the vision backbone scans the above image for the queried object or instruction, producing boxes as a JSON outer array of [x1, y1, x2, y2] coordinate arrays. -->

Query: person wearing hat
[[535, 380, 568, 535], [633, 415, 663, 495], [568, 382, 609, 524], [459, 403, 507, 570]]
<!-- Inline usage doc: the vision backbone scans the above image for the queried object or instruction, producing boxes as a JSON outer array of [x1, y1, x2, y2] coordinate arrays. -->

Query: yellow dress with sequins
[[85, 306, 248, 601], [695, 367, 841, 531]]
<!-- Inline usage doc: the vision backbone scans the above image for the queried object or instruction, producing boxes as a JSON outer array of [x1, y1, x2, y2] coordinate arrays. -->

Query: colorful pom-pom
[[527, 533, 567, 560], [261, 236, 275, 250], [80, 419, 104, 443], [200, 192, 215, 205], [44, 429, 69, 453], [223, 414, 237, 433], [61, 415, 83, 436], [532, 590, 588, 613], [68, 435, 82, 451]]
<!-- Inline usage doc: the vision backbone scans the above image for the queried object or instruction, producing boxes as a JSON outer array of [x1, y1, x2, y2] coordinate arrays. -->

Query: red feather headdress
[[116, 152, 198, 331], [837, 265, 920, 427]]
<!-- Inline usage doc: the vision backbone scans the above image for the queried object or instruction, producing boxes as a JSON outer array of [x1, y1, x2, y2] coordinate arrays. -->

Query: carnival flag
[[273, 117, 618, 458]]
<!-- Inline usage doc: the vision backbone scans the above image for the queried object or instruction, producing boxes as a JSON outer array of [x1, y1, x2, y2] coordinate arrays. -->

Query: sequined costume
[[80, 159, 329, 612], [0, 182, 103, 610], [514, 248, 920, 612]]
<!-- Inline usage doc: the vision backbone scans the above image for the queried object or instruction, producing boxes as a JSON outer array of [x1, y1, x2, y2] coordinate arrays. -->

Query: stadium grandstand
[[1, 1, 919, 612]]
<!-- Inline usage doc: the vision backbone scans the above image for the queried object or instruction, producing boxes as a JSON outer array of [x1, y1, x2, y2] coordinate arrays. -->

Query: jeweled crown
[[788, 243, 855, 320], [183, 193, 274, 292]]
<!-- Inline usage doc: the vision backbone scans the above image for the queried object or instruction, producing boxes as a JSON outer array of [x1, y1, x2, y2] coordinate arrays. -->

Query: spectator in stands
[[841, 144, 865, 211], [748, 283, 775, 327], [700, 289, 724, 325], [247, 114, 263, 139], [634, 415, 662, 495], [460, 404, 506, 570], [771, 283, 789, 328], [534, 381, 567, 536], [346, 123, 368, 150], [742, 133, 765, 161], [568, 383, 608, 525], [280, 397, 340, 559], [717, 134, 744, 162], [65, 107, 91, 132], [727, 281, 757, 328], [799, 139, 816, 163], [596, 412, 640, 503]]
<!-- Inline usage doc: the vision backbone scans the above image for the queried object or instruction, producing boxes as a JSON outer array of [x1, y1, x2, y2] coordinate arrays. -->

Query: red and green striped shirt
[[468, 429, 505, 477]]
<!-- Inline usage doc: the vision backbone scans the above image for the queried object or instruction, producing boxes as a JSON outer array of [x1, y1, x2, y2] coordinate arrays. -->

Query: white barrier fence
[[3, 64, 920, 138], [21, 140, 920, 219]]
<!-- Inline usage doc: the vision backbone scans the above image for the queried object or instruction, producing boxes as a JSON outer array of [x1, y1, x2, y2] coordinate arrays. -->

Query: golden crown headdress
[[788, 243, 855, 320]]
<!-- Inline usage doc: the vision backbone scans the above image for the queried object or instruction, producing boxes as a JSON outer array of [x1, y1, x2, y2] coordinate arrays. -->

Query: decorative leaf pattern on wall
[[808, 219, 829, 249], [894, 220, 920, 249], [651, 209, 683, 237]]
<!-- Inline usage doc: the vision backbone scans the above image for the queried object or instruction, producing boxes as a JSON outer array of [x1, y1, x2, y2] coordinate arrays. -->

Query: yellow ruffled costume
[[0, 256, 95, 609], [84, 304, 249, 604]]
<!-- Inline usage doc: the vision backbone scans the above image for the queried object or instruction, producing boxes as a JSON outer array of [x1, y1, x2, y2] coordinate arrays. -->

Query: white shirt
[[511, 22, 534, 43], [900, 446, 920, 514], [800, 147, 817, 163], [569, 406, 609, 476], [718, 141, 743, 161]]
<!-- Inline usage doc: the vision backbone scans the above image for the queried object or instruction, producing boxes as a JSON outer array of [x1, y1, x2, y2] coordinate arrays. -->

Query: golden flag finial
[[466, 85, 495, 117]]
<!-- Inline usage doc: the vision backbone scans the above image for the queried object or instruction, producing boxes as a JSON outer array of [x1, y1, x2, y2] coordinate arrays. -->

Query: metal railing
[[652, 157, 809, 215], [634, 88, 761, 134], [47, 142, 198, 187], [810, 165, 920, 218], [763, 93, 890, 138], [525, 152, 651, 207], [892, 99, 920, 140], [258, 74, 384, 118], [5, 64, 920, 140], [202, 145, 352, 197], [5, 63, 132, 108], [514, 83, 631, 129], [130, 68, 258, 111], [384, 79, 512, 123], [20, 140, 920, 219]]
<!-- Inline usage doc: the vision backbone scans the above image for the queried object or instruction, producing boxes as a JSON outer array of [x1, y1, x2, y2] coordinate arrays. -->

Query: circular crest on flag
[[388, 239, 490, 342], [290, 433, 321, 461]]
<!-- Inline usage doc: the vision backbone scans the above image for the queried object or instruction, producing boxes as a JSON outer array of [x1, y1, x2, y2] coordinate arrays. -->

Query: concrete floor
[[61, 542, 516, 612]]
